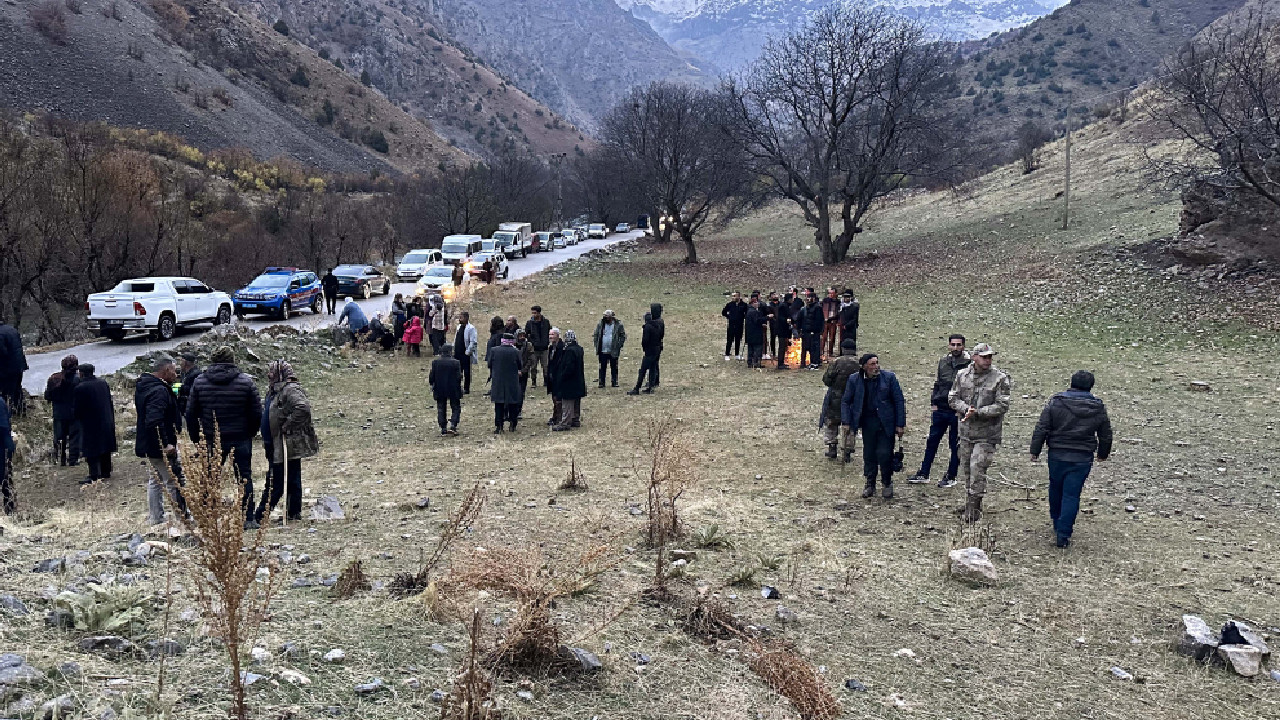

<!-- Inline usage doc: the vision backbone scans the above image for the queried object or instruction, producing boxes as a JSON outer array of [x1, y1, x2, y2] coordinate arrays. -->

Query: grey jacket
[[268, 381, 319, 463]]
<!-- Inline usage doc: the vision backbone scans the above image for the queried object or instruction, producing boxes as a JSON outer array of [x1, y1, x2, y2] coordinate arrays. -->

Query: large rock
[[1, 654, 47, 699], [1176, 615, 1219, 661], [78, 636, 135, 658], [1222, 621, 1270, 658], [310, 496, 345, 521], [948, 547, 998, 585], [1216, 644, 1262, 677]]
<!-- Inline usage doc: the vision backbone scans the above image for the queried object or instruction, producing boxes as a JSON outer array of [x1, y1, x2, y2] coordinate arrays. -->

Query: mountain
[[620, 0, 1070, 71]]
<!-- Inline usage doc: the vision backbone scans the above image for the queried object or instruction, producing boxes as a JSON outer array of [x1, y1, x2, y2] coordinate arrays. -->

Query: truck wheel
[[280, 300, 291, 319], [215, 305, 232, 326], [103, 329, 126, 342], [154, 313, 176, 341]]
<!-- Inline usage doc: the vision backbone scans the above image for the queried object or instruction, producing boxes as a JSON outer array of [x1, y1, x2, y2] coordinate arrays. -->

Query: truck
[[494, 222, 532, 259], [86, 277, 233, 341]]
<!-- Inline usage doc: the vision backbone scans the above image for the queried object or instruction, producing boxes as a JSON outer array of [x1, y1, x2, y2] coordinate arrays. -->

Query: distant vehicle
[[396, 249, 444, 281], [333, 264, 392, 299], [532, 231, 555, 252], [467, 251, 510, 280], [552, 234, 568, 250], [87, 277, 233, 342], [441, 234, 483, 266], [615, 222, 631, 233], [637, 215, 650, 230], [573, 224, 589, 238], [562, 229, 582, 246], [234, 268, 322, 319], [416, 265, 466, 301], [588, 223, 608, 239], [496, 222, 532, 258]]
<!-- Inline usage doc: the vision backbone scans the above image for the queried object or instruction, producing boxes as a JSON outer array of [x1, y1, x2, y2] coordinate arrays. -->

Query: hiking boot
[[907, 473, 929, 485], [937, 475, 956, 488], [961, 496, 983, 523], [861, 480, 876, 499], [825, 444, 838, 459], [881, 482, 894, 499], [440, 428, 448, 436]]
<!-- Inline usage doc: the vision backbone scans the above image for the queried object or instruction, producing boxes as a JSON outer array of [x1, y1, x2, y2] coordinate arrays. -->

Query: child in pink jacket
[[402, 316, 424, 356]]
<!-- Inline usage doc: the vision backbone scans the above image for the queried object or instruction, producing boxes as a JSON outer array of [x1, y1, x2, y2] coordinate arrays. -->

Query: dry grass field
[[2, 117, 1278, 719]]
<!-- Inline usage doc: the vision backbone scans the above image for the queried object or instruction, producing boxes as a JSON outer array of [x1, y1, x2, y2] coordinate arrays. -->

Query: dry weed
[[559, 454, 589, 491], [332, 558, 372, 598], [442, 609, 499, 720], [640, 418, 695, 593], [744, 640, 840, 720], [391, 482, 485, 596]]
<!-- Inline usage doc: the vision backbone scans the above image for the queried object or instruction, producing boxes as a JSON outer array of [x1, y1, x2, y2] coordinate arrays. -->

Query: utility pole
[[1062, 120, 1072, 231], [552, 152, 565, 228]]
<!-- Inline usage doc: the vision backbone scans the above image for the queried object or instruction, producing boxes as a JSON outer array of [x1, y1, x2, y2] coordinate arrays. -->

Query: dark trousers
[[556, 398, 580, 427], [86, 452, 113, 480], [260, 458, 302, 521], [494, 403, 519, 428], [597, 353, 618, 386], [407, 343, 421, 356], [918, 409, 959, 479], [1, 441, 13, 514], [436, 397, 461, 430], [725, 324, 744, 356], [53, 418, 82, 465], [823, 321, 839, 356], [429, 330, 445, 355], [461, 358, 472, 393], [1, 376, 23, 416], [635, 352, 660, 390], [1048, 458, 1093, 540], [746, 343, 764, 368], [800, 332, 822, 367], [325, 294, 338, 314], [861, 422, 894, 485], [218, 438, 255, 521], [776, 336, 789, 368]]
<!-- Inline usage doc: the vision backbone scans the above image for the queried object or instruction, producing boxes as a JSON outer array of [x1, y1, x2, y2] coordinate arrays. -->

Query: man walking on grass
[[722, 292, 748, 361], [135, 355, 187, 525], [841, 354, 905, 499], [429, 346, 463, 435], [909, 335, 970, 488], [948, 343, 1011, 522], [592, 310, 626, 388], [186, 346, 262, 529], [838, 289, 859, 350], [820, 339, 861, 461], [1031, 370, 1112, 548], [524, 306, 552, 387], [628, 304, 665, 395]]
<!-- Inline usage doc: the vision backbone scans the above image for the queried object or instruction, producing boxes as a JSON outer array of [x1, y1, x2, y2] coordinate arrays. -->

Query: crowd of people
[[722, 286, 859, 369]]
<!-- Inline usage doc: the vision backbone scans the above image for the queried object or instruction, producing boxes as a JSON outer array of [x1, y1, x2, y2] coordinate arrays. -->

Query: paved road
[[21, 230, 641, 393]]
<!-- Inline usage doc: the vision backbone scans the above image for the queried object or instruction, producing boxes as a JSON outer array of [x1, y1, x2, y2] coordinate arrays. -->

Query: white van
[[440, 234, 483, 266], [396, 248, 444, 281]]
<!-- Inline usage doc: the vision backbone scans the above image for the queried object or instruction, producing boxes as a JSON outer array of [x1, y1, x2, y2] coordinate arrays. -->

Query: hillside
[[0, 0, 469, 173], [952, 0, 1245, 147]]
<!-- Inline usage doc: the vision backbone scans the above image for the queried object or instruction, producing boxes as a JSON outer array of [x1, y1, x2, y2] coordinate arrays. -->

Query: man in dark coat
[[0, 317, 27, 415], [177, 353, 201, 416], [321, 269, 340, 315], [841, 354, 906, 499], [544, 328, 564, 425], [430, 345, 464, 435], [909, 335, 970, 488], [721, 292, 749, 361], [821, 287, 842, 358], [744, 298, 769, 368], [795, 295, 826, 369], [1030, 370, 1113, 548], [628, 303, 665, 395], [44, 354, 81, 466], [524, 306, 552, 387], [769, 293, 791, 368], [488, 334, 525, 433], [185, 346, 263, 528], [838, 289, 860, 350], [135, 355, 187, 525], [551, 330, 587, 431], [1, 394, 14, 514], [820, 339, 861, 461], [73, 364, 117, 484], [592, 310, 626, 388], [787, 288, 805, 333]]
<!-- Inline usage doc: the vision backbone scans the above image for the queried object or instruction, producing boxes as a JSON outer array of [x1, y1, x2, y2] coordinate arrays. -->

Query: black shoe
[[509, 422, 517, 432], [824, 444, 838, 459], [842, 451, 852, 464], [861, 482, 876, 499], [627, 389, 640, 396], [612, 382, 618, 388], [598, 381, 605, 388], [570, 421, 580, 428], [1055, 534, 1070, 548], [881, 483, 894, 499], [79, 477, 96, 486], [244, 519, 260, 530], [447, 425, 458, 435], [546, 418, 557, 426], [440, 428, 448, 436], [642, 387, 654, 394], [494, 427, 503, 435], [938, 475, 956, 488]]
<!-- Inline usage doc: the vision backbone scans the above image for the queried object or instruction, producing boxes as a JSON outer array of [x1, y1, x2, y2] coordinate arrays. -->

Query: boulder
[[353, 678, 385, 694], [948, 547, 998, 585], [0, 595, 27, 615], [1176, 615, 1219, 661], [279, 669, 311, 686], [1216, 644, 1262, 677], [1222, 621, 1270, 658], [77, 636, 135, 658], [310, 496, 345, 521], [0, 654, 47, 699], [323, 648, 346, 664]]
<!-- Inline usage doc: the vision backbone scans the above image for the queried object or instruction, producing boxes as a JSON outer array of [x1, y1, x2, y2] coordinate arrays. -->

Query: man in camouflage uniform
[[948, 343, 1011, 522], [819, 339, 861, 461]]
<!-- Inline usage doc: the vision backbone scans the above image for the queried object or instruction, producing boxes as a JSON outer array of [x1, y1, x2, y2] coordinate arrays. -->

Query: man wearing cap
[[838, 290, 859, 350], [524, 306, 552, 387], [909, 335, 970, 488], [820, 339, 861, 461], [592, 310, 626, 388], [1030, 370, 1113, 548], [948, 343, 1011, 522], [186, 346, 263, 528], [821, 287, 842, 358]]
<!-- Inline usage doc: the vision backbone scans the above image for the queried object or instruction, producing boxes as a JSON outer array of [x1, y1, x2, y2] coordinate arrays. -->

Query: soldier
[[948, 343, 1011, 522], [819, 339, 861, 461]]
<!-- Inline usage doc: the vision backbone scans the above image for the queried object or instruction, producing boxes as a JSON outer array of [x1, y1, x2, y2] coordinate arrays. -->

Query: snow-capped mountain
[[619, 0, 1070, 70]]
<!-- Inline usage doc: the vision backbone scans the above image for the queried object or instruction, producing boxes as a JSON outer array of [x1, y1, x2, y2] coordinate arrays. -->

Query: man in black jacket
[[908, 335, 970, 488], [524, 306, 552, 387], [838, 289, 859, 350], [769, 293, 791, 368], [177, 353, 201, 416], [429, 346, 463, 435], [744, 298, 769, 368], [321, 269, 340, 314], [628, 303, 665, 395], [0, 317, 27, 415], [73, 364, 117, 484], [136, 356, 187, 525], [1031, 370, 1113, 548], [721, 292, 748, 361], [44, 355, 81, 466], [185, 346, 263, 528], [795, 295, 826, 369]]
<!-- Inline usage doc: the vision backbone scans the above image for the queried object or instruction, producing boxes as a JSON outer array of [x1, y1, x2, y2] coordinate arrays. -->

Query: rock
[[296, 554, 312, 565], [1176, 615, 1219, 661], [0, 595, 27, 615], [1110, 666, 1134, 681], [0, 655, 46, 697], [517, 690, 534, 701], [279, 669, 311, 686], [98, 706, 117, 720], [1125, 505, 1137, 513], [844, 678, 867, 692], [6, 696, 39, 714], [402, 677, 420, 689], [78, 635, 135, 657], [148, 638, 185, 658], [1216, 644, 1262, 677], [429, 643, 448, 655], [44, 609, 73, 629], [567, 647, 602, 672], [948, 547, 998, 584], [323, 648, 346, 663], [415, 497, 431, 509], [1270, 669, 1280, 683], [1188, 381, 1212, 392], [240, 671, 267, 686], [250, 647, 273, 665], [1222, 621, 1271, 657], [670, 549, 697, 561], [760, 585, 781, 600], [278, 642, 299, 657], [39, 693, 76, 719], [429, 689, 446, 703], [56, 662, 81, 679], [33, 558, 66, 573], [311, 496, 345, 521], [892, 648, 916, 659], [775, 606, 798, 624], [353, 678, 385, 694], [629, 652, 650, 665]]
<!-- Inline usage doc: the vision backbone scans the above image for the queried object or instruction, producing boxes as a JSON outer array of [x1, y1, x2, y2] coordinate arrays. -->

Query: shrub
[[361, 127, 389, 153], [289, 66, 310, 87], [148, 0, 189, 37], [64, 0, 83, 15], [360, 69, 372, 86], [273, 19, 289, 35], [29, 1, 68, 45]]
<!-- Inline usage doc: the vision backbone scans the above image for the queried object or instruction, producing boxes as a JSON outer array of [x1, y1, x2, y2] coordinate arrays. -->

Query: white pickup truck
[[86, 277, 234, 341]]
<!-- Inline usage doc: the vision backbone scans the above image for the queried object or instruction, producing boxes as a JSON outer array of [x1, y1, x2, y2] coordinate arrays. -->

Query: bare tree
[[1015, 121, 1053, 175], [567, 147, 632, 231], [603, 82, 754, 263]]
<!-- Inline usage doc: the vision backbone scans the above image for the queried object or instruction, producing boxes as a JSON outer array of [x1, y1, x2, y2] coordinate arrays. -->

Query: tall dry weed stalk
[[393, 483, 485, 596], [559, 454, 588, 491], [442, 609, 497, 720], [171, 437, 275, 720], [641, 418, 694, 592]]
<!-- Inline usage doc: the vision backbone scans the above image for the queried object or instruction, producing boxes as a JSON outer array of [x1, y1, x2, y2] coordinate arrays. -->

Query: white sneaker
[[724, 355, 732, 361], [762, 354, 772, 360], [736, 354, 744, 360]]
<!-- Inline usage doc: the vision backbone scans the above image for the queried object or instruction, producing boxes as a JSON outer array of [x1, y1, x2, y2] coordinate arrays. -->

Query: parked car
[[441, 234, 483, 266], [532, 231, 555, 252], [416, 265, 466, 301], [233, 267, 322, 319], [561, 229, 581, 246], [87, 277, 233, 341], [467, 251, 510, 281], [396, 249, 444, 281], [615, 222, 631, 233], [588, 223, 608, 239], [552, 234, 568, 250], [333, 264, 392, 299]]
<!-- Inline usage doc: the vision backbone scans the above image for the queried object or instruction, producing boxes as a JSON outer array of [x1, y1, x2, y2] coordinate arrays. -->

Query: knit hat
[[564, 329, 577, 343], [603, 309, 615, 318], [210, 346, 235, 364], [840, 338, 857, 354], [61, 354, 79, 372]]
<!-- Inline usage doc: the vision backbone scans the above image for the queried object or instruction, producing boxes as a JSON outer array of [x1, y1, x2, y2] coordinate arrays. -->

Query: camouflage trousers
[[822, 419, 849, 449], [957, 439, 997, 498]]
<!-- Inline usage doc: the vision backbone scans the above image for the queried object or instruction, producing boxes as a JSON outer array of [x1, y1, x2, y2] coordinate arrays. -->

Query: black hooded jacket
[[186, 362, 262, 443], [1030, 390, 1113, 462], [721, 299, 748, 327], [641, 303, 665, 355], [135, 373, 181, 458]]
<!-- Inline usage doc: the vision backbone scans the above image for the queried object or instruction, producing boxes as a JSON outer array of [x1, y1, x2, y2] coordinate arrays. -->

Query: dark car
[[234, 268, 322, 319], [333, 264, 392, 299]]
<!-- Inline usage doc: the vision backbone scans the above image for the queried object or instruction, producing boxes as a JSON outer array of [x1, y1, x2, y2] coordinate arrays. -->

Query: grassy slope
[[2, 115, 1278, 719]]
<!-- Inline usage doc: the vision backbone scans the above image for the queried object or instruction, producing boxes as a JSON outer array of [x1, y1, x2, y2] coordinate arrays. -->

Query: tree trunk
[[680, 228, 698, 264], [815, 202, 836, 265]]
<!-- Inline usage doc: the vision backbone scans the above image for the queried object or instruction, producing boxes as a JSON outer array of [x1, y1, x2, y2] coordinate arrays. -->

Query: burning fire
[[779, 338, 822, 367]]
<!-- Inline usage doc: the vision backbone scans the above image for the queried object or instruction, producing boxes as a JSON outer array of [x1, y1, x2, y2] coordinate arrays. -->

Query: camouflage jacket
[[820, 355, 862, 423], [948, 365, 1012, 444]]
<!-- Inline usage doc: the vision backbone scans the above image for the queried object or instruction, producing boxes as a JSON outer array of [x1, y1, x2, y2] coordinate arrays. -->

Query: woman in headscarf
[[551, 329, 587, 431], [428, 293, 448, 355], [260, 360, 319, 523], [390, 293, 408, 345], [370, 312, 396, 351]]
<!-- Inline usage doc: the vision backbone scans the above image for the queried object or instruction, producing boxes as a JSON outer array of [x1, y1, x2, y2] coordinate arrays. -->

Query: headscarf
[[268, 360, 298, 387], [564, 329, 577, 343], [344, 297, 354, 305]]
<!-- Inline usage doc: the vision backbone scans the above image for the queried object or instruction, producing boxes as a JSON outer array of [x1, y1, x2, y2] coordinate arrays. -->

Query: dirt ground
[[2, 116, 1278, 719]]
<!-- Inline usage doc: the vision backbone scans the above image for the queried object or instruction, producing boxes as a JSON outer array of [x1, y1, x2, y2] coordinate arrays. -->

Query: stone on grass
[[323, 648, 346, 664], [78, 636, 135, 657], [0, 595, 27, 615], [948, 547, 998, 584], [1269, 669, 1280, 683], [279, 669, 311, 686], [430, 689, 446, 703], [567, 647, 602, 672], [844, 678, 867, 691], [1216, 644, 1262, 677], [250, 647, 273, 665], [311, 496, 345, 521], [56, 662, 81, 679], [33, 558, 65, 573], [39, 693, 77, 719], [353, 678, 385, 694], [148, 638, 185, 658], [1189, 381, 1212, 392], [760, 585, 781, 600], [1176, 615, 1219, 661], [415, 497, 431, 509], [517, 690, 534, 701], [1222, 621, 1270, 658], [7, 696, 39, 715], [1, 654, 47, 698], [1110, 666, 1134, 681], [240, 671, 267, 686], [775, 606, 798, 624]]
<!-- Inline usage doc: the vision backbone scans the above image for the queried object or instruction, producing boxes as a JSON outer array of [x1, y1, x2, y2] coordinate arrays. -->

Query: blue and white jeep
[[233, 268, 322, 319]]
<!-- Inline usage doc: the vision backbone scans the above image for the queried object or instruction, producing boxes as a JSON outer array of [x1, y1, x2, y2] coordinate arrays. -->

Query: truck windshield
[[493, 232, 516, 242], [401, 252, 431, 264], [110, 282, 156, 293], [441, 241, 470, 253]]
